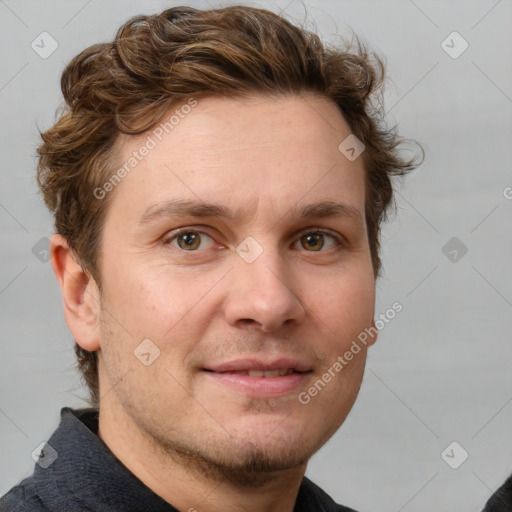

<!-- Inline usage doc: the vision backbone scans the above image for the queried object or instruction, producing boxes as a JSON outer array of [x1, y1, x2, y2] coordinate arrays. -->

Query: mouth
[[201, 358, 312, 397], [204, 368, 297, 377]]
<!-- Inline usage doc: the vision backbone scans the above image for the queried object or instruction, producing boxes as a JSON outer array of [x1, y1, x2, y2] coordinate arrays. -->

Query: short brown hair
[[37, 5, 421, 406]]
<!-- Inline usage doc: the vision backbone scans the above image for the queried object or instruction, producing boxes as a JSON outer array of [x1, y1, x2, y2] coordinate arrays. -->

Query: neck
[[98, 399, 307, 512]]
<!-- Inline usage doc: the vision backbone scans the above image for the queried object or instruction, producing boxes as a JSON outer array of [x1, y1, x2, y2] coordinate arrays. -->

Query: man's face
[[95, 94, 376, 478]]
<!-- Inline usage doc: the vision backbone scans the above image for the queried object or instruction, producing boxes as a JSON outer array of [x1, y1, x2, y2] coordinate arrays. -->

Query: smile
[[221, 368, 295, 377]]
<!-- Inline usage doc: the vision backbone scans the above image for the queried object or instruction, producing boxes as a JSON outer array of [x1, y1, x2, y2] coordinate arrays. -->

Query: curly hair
[[37, 5, 421, 406]]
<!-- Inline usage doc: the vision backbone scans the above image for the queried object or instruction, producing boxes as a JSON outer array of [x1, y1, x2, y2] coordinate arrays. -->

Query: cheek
[[104, 262, 220, 345], [311, 270, 375, 343], [106, 262, 181, 322]]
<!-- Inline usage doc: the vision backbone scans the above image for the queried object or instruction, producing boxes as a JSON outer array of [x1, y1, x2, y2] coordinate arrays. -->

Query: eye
[[294, 230, 342, 252], [164, 230, 215, 251], [163, 228, 343, 253]]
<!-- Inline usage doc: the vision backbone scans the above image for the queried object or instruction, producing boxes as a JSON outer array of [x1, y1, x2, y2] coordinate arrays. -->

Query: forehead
[[107, 94, 366, 223]]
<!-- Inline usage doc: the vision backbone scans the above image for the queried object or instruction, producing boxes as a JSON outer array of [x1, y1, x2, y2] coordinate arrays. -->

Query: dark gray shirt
[[482, 473, 512, 512], [0, 408, 357, 512]]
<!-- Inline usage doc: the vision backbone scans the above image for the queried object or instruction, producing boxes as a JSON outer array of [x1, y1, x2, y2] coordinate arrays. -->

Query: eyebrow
[[138, 199, 363, 227]]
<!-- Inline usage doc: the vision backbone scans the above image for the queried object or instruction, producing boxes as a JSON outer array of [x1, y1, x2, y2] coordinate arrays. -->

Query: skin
[[51, 93, 378, 512]]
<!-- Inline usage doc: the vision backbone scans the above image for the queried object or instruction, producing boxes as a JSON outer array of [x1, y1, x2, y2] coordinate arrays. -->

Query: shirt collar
[[33, 407, 179, 512]]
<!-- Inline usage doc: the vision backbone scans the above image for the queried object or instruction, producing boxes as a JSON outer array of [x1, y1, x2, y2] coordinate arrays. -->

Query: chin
[[183, 440, 312, 486], [154, 424, 318, 486]]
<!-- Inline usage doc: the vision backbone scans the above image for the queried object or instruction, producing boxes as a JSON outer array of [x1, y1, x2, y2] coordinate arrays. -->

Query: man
[[0, 5, 419, 511]]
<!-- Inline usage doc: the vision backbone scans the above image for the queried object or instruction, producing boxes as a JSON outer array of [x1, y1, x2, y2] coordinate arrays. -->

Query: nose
[[223, 247, 306, 332]]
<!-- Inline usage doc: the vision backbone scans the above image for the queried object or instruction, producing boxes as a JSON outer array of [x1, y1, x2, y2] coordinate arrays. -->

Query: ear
[[50, 234, 101, 351], [367, 318, 378, 347]]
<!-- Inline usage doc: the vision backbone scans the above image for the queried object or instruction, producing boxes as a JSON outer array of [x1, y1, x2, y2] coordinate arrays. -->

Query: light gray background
[[1, 1, 511, 511]]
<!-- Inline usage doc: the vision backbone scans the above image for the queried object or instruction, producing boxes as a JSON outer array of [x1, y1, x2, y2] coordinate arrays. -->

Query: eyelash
[[162, 227, 345, 253]]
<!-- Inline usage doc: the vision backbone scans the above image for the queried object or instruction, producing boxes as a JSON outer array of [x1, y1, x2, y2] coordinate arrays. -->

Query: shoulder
[[482, 473, 512, 512], [0, 478, 50, 512], [297, 477, 359, 512]]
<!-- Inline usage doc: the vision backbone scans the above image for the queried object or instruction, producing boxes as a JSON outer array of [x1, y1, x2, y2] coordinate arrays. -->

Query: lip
[[203, 358, 312, 373], [201, 357, 313, 398]]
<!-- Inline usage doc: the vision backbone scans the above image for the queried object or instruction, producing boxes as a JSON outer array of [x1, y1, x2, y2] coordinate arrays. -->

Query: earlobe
[[50, 234, 101, 351]]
